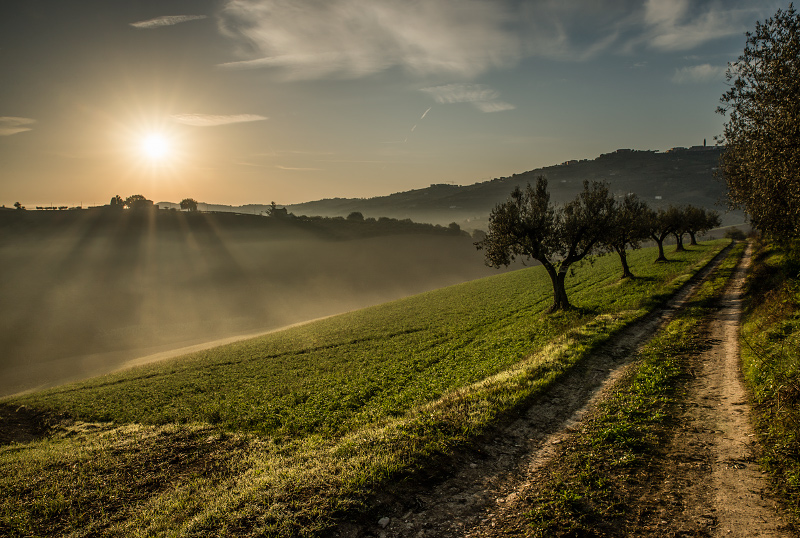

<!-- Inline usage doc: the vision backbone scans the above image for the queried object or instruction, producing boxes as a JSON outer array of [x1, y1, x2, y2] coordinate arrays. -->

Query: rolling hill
[[162, 146, 744, 228]]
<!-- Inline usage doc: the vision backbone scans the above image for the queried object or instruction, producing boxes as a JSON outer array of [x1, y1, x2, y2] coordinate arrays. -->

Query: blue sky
[[0, 0, 784, 207]]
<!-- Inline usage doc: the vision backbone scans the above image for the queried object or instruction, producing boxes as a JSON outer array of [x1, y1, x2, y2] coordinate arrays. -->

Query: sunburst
[[141, 133, 171, 161]]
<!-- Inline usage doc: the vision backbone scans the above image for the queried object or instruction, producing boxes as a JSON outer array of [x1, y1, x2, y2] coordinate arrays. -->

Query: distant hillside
[[161, 146, 744, 228], [0, 209, 502, 396]]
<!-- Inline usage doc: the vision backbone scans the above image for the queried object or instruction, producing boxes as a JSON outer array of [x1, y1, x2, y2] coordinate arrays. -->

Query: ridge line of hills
[[158, 146, 744, 228]]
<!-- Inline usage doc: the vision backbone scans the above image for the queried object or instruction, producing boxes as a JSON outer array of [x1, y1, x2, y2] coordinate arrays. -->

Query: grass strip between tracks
[[521, 241, 746, 537]]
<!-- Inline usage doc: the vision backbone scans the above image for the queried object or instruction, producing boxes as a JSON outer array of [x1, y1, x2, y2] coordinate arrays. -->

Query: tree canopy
[[603, 193, 650, 279], [646, 207, 677, 262], [124, 195, 153, 210], [683, 205, 721, 245], [346, 211, 364, 221], [718, 4, 800, 238], [180, 198, 198, 212], [476, 177, 615, 312]]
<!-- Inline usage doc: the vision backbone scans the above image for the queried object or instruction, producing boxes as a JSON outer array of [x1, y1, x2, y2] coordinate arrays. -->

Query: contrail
[[420, 107, 431, 120]]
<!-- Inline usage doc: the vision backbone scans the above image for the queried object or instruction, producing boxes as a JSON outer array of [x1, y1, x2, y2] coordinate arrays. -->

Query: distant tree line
[[106, 195, 202, 212], [476, 177, 721, 312], [108, 194, 155, 210]]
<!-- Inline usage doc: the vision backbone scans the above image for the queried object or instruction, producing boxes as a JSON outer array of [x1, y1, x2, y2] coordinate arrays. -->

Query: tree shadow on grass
[[619, 275, 658, 284], [0, 403, 56, 445]]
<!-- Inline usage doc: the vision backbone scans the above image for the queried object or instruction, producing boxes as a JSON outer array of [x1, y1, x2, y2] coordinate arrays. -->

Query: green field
[[0, 241, 727, 537]]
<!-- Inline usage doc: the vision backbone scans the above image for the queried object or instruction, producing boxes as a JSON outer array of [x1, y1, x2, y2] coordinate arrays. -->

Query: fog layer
[[0, 210, 514, 396]]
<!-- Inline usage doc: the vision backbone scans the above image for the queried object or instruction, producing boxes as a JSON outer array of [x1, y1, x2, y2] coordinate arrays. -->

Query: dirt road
[[340, 244, 795, 537], [624, 243, 792, 537]]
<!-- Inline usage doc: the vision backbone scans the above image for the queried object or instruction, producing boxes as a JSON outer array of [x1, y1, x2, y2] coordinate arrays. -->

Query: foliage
[[740, 240, 800, 523], [684, 205, 721, 245], [667, 205, 689, 252], [603, 193, 650, 279], [0, 243, 727, 537], [646, 207, 676, 261], [447, 221, 462, 235], [346, 211, 364, 221], [725, 227, 748, 241], [180, 198, 198, 212], [667, 205, 722, 251], [476, 177, 616, 311], [718, 5, 800, 239], [124, 194, 153, 210]]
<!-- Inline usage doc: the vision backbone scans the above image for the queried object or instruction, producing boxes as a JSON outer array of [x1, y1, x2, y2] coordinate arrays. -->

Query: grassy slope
[[740, 240, 800, 523], [0, 241, 727, 537]]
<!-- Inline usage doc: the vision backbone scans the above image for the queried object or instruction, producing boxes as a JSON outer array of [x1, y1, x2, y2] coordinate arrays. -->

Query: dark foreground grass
[[0, 242, 727, 537], [740, 240, 800, 524], [522, 241, 745, 537]]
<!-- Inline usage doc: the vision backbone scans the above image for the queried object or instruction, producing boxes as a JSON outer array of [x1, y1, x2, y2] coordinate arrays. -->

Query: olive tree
[[604, 193, 650, 279], [684, 205, 721, 245], [476, 177, 615, 312], [670, 206, 688, 252], [718, 5, 800, 238], [646, 207, 676, 262]]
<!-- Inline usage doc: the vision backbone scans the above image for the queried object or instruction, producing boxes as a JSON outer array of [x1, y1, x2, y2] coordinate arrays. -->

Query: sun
[[141, 133, 171, 160]]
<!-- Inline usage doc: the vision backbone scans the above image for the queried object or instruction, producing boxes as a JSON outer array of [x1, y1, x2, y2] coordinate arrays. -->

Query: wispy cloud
[[634, 0, 753, 51], [130, 15, 207, 29], [257, 149, 335, 157], [672, 63, 727, 84], [473, 101, 516, 113], [0, 117, 35, 136], [276, 165, 323, 171], [217, 1, 781, 81], [218, 0, 522, 79], [171, 113, 267, 126], [421, 84, 499, 104], [420, 83, 515, 113]]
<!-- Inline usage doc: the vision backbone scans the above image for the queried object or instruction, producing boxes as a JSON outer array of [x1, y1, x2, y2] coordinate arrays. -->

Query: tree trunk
[[545, 264, 572, 312], [654, 238, 667, 262], [689, 231, 698, 245], [616, 247, 634, 279], [674, 232, 686, 251]]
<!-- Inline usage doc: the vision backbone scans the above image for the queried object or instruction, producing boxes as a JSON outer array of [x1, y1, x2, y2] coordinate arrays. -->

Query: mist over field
[[0, 209, 515, 396]]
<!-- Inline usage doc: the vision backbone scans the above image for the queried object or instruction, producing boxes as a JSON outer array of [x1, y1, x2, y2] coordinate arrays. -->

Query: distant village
[[559, 141, 719, 167]]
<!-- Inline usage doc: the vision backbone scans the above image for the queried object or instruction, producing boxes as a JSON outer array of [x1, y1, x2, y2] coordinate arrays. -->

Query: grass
[[740, 239, 800, 524], [522, 241, 746, 537], [0, 241, 728, 537]]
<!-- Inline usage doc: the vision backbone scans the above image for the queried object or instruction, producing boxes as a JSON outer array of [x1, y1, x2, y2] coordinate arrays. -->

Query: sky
[[0, 0, 785, 207]]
